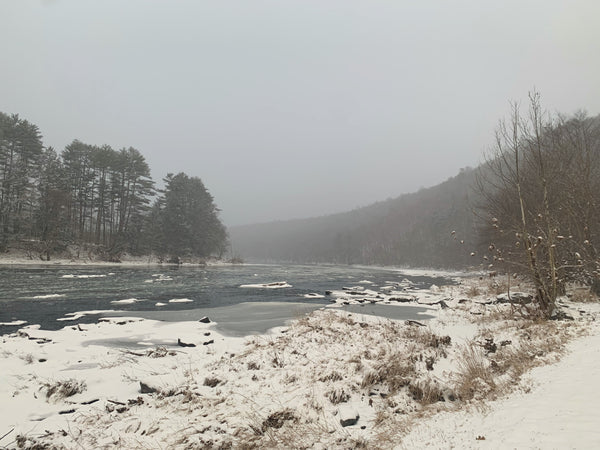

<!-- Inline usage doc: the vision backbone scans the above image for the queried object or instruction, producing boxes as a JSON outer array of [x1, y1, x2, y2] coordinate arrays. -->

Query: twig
[[121, 350, 145, 357], [0, 428, 14, 442]]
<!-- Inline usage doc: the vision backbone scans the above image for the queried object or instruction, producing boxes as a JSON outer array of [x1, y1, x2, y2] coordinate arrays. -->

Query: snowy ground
[[1, 276, 599, 449]]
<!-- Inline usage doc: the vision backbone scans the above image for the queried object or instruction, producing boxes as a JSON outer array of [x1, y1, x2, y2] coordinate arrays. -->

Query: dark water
[[0, 264, 448, 335]]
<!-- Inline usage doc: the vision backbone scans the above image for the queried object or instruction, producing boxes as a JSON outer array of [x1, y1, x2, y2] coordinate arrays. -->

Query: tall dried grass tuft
[[42, 378, 87, 401], [453, 344, 496, 401], [361, 353, 415, 394]]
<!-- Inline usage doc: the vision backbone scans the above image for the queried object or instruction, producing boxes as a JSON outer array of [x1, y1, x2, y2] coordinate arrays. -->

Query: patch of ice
[[111, 298, 140, 305], [168, 298, 193, 303], [304, 293, 325, 299], [57, 310, 120, 321], [155, 302, 167, 307], [61, 274, 106, 279], [31, 294, 66, 299], [146, 274, 173, 282], [0, 320, 27, 326]]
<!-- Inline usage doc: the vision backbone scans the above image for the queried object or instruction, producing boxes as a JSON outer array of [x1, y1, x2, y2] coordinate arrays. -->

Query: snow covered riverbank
[[0, 250, 234, 267], [1, 276, 599, 449]]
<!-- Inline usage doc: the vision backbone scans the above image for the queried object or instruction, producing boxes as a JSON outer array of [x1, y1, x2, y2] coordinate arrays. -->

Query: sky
[[1, 1, 599, 226]]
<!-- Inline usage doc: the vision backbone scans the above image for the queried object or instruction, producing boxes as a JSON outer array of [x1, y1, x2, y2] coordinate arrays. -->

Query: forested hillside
[[0, 112, 227, 261], [230, 168, 482, 268], [231, 107, 600, 284]]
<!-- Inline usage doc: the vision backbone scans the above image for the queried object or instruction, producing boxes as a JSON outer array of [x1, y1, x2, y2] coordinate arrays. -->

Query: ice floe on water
[[56, 310, 121, 321], [31, 293, 66, 299], [155, 302, 167, 307], [110, 298, 141, 305], [240, 281, 292, 289], [168, 298, 193, 303], [0, 320, 27, 326], [61, 274, 107, 279], [144, 274, 173, 283]]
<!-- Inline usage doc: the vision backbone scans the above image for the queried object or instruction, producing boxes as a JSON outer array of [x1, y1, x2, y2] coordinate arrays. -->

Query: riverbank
[[0, 249, 235, 267], [1, 276, 599, 449]]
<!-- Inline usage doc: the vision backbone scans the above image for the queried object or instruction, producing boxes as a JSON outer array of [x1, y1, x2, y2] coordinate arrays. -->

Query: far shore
[[0, 251, 240, 268]]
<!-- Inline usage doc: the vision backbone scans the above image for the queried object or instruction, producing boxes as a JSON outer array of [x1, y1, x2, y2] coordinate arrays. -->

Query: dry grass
[[453, 344, 497, 401], [465, 285, 481, 298], [408, 380, 445, 405], [20, 353, 34, 364], [361, 355, 415, 393], [326, 387, 350, 404], [569, 286, 599, 303], [453, 317, 576, 403], [17, 299, 590, 450], [146, 346, 177, 358], [42, 378, 87, 401], [203, 377, 221, 388]]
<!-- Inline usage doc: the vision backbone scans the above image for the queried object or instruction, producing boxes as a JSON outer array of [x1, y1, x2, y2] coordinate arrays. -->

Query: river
[[0, 263, 449, 336]]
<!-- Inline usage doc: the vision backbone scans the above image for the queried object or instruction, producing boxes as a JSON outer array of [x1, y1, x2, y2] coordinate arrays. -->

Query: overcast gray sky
[[1, 1, 599, 226]]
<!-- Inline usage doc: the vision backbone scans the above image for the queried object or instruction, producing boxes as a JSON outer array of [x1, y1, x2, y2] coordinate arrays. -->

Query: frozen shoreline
[[1, 275, 599, 448], [0, 252, 236, 268]]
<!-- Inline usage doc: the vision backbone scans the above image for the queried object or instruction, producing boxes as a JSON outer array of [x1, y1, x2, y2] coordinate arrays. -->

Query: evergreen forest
[[0, 112, 228, 262]]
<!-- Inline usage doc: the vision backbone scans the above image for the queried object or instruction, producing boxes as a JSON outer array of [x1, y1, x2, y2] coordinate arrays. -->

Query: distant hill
[[229, 167, 483, 268]]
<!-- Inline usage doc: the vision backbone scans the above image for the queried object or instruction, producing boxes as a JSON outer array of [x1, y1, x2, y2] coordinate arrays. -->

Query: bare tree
[[476, 92, 600, 317]]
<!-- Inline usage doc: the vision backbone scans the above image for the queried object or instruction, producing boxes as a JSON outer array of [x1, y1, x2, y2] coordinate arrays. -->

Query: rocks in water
[[199, 316, 211, 324]]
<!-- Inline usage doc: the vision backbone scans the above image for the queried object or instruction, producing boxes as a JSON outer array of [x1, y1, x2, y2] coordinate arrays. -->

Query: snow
[[1, 274, 599, 449], [402, 317, 600, 448]]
